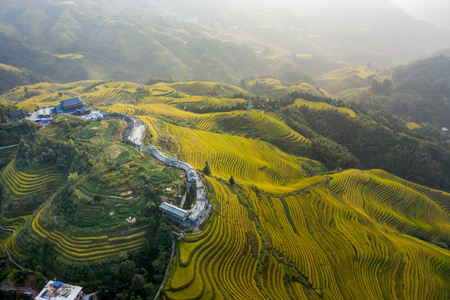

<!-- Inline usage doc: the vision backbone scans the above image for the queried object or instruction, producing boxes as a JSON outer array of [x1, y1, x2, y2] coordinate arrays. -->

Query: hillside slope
[[1, 79, 449, 299], [0, 0, 280, 84], [165, 171, 450, 299]]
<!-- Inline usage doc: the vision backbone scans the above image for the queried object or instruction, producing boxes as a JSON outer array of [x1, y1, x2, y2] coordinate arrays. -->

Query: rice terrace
[[0, 77, 449, 300]]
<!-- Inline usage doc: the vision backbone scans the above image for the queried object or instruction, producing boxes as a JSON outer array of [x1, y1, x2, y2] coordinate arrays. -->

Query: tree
[[229, 175, 235, 185], [203, 161, 211, 176], [68, 172, 79, 184], [120, 260, 136, 282], [310, 136, 359, 170], [143, 283, 156, 298], [131, 274, 146, 292], [93, 194, 103, 203], [8, 269, 28, 284]]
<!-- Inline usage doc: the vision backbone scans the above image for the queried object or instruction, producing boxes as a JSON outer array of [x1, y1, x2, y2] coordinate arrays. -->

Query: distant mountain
[[0, 0, 310, 84], [0, 32, 87, 86], [1, 0, 449, 85], [0, 62, 50, 94], [149, 0, 450, 67]]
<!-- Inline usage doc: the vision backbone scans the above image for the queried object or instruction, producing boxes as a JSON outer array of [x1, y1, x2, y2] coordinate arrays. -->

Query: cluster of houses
[[146, 145, 210, 228], [146, 145, 198, 185], [8, 97, 91, 123]]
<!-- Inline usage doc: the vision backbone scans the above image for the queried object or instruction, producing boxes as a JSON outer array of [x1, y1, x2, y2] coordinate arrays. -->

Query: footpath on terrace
[[110, 113, 211, 230]]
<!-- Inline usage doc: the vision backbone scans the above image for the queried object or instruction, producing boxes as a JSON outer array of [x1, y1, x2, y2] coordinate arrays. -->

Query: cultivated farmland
[[2, 160, 60, 195], [165, 172, 450, 299]]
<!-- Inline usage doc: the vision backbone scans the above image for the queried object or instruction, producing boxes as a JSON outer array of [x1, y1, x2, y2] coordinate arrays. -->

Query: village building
[[35, 281, 84, 300], [37, 108, 52, 118], [53, 97, 92, 116], [159, 202, 190, 223], [8, 109, 26, 121]]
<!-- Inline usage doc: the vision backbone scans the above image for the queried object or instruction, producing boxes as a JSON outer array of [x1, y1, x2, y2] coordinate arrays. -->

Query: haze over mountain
[[391, 0, 450, 30], [1, 0, 450, 85], [1, 1, 450, 299], [150, 0, 450, 67]]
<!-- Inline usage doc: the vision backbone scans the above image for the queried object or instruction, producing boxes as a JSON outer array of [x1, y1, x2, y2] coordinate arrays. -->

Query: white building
[[35, 281, 84, 300]]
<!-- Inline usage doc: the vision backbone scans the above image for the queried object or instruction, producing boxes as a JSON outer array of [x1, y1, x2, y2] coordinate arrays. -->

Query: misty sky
[[391, 0, 450, 30]]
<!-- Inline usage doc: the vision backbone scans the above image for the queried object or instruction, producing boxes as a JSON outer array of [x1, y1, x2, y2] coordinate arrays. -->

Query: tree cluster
[[283, 106, 450, 191]]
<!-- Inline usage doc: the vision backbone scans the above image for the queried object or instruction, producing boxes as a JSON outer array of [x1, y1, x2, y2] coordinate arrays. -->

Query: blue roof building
[[53, 97, 91, 116], [159, 202, 190, 223]]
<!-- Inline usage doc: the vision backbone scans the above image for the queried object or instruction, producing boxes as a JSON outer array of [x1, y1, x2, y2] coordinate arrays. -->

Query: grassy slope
[[317, 66, 393, 99], [291, 98, 357, 118]]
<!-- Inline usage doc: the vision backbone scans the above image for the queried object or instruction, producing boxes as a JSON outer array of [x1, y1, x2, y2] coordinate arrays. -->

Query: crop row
[[167, 170, 450, 299], [0, 214, 32, 258], [141, 97, 175, 105], [263, 182, 449, 299], [83, 89, 119, 104], [0, 90, 24, 101], [2, 160, 60, 195], [107, 104, 136, 115], [167, 123, 306, 194], [369, 169, 450, 214], [31, 206, 145, 261], [165, 178, 264, 300], [329, 170, 449, 240], [138, 116, 159, 140], [242, 111, 310, 145]]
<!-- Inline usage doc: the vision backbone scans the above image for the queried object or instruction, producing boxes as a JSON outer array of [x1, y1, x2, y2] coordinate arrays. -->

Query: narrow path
[[0, 225, 34, 272], [0, 282, 39, 298], [109, 113, 211, 299], [0, 144, 19, 150], [154, 238, 176, 300]]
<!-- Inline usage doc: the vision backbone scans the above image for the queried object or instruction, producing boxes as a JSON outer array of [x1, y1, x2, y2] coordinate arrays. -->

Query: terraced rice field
[[292, 99, 357, 117], [2, 160, 60, 195], [0, 90, 24, 102], [0, 214, 32, 258], [139, 116, 159, 140], [104, 103, 136, 115], [166, 172, 450, 299], [166, 123, 317, 194], [0, 148, 16, 164], [229, 110, 310, 145], [132, 104, 230, 131], [32, 205, 146, 261], [168, 81, 246, 96], [83, 88, 120, 104]]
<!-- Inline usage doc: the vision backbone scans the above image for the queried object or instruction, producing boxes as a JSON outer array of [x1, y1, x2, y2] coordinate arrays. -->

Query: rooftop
[[53, 104, 91, 115], [61, 97, 83, 108], [159, 202, 189, 219], [8, 109, 25, 118], [36, 281, 83, 300]]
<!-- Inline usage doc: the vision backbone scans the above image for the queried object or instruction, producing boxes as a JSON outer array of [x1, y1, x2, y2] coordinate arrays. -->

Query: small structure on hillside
[[186, 170, 198, 185], [8, 109, 25, 121], [35, 280, 84, 300], [53, 97, 91, 116], [159, 202, 190, 223], [37, 108, 52, 118]]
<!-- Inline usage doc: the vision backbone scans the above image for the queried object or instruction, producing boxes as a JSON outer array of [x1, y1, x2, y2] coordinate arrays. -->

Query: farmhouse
[[159, 202, 190, 223], [53, 97, 91, 116], [8, 109, 25, 121], [35, 281, 84, 300]]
